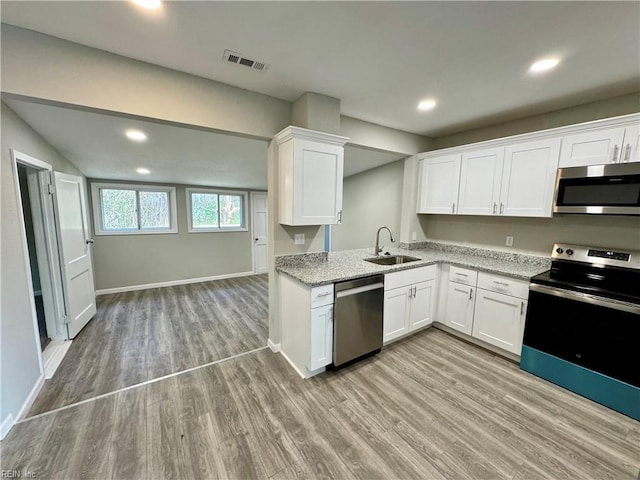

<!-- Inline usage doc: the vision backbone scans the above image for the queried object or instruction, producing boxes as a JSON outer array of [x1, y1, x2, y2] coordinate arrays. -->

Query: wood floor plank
[[27, 274, 268, 416], [108, 387, 147, 480], [4, 325, 638, 480]]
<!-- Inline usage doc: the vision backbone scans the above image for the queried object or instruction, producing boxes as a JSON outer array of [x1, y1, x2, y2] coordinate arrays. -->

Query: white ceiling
[[2, 1, 639, 137], [6, 99, 270, 189], [5, 99, 402, 187]]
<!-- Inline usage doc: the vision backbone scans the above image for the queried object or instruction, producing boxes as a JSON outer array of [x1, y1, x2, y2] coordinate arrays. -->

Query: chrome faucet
[[375, 226, 395, 256]]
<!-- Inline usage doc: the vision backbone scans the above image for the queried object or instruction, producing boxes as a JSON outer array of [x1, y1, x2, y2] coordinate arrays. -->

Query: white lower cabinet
[[383, 287, 410, 342], [443, 268, 529, 356], [409, 281, 435, 331], [309, 303, 334, 371], [444, 281, 475, 335], [280, 275, 334, 378], [383, 266, 436, 343], [472, 289, 527, 355]]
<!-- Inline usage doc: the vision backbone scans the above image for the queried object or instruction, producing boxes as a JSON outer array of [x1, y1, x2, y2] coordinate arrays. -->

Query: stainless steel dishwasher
[[333, 275, 384, 367]]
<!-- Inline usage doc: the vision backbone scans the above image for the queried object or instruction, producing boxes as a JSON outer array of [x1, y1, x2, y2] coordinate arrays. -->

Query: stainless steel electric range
[[520, 243, 640, 420]]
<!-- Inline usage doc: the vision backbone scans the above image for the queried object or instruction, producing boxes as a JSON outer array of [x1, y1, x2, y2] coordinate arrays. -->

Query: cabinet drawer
[[385, 265, 436, 291], [477, 272, 529, 299], [311, 284, 334, 308], [449, 266, 478, 286]]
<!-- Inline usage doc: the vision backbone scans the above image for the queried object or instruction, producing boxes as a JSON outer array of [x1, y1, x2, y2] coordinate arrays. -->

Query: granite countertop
[[275, 242, 551, 287]]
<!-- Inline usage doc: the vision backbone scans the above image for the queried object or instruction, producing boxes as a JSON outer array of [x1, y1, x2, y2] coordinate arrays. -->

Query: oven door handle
[[530, 284, 640, 315]]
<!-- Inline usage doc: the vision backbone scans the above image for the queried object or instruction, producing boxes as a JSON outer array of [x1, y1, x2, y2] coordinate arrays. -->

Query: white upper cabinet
[[500, 138, 560, 217], [458, 147, 504, 215], [417, 114, 639, 219], [417, 154, 461, 214], [559, 127, 627, 167], [444, 139, 560, 218], [623, 125, 640, 163], [275, 126, 348, 226]]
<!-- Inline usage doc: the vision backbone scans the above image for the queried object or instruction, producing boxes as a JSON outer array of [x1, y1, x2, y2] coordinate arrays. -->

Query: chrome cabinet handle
[[623, 144, 632, 162], [611, 145, 619, 163], [493, 202, 497, 214], [86, 239, 94, 244], [337, 210, 342, 223], [455, 272, 468, 277], [500, 203, 504, 214], [469, 288, 473, 300], [452, 202, 456, 213], [413, 286, 417, 298], [520, 301, 524, 316], [317, 292, 332, 297]]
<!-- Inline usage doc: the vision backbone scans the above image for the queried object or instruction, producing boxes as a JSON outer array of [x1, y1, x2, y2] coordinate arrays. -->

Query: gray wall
[[420, 214, 640, 256], [433, 92, 640, 149], [90, 180, 259, 291], [332, 160, 405, 252], [1, 101, 83, 427]]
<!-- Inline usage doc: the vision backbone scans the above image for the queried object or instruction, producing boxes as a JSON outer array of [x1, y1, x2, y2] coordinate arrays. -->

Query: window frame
[[186, 187, 248, 233], [91, 182, 178, 235]]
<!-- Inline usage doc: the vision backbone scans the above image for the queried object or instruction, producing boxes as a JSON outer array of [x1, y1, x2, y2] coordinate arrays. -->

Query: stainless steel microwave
[[553, 163, 640, 215]]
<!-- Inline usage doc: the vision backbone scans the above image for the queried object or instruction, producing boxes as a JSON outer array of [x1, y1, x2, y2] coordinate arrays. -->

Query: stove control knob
[[555, 248, 564, 254], [566, 249, 574, 256]]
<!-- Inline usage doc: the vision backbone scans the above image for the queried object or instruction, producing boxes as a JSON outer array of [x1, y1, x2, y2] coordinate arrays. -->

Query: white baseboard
[[279, 351, 308, 379], [1, 414, 15, 440], [267, 339, 281, 352], [9, 374, 45, 431], [279, 350, 325, 379], [96, 271, 255, 296]]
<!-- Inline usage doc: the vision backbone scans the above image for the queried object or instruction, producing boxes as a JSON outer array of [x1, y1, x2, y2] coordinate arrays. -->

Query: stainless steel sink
[[364, 255, 421, 265]]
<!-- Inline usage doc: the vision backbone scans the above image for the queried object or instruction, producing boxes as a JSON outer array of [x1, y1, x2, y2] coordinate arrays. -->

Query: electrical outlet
[[411, 231, 417, 241], [294, 233, 305, 245], [506, 235, 514, 247]]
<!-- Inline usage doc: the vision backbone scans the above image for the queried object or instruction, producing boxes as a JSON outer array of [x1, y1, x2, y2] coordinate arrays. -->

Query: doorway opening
[[17, 164, 50, 350], [12, 150, 74, 382]]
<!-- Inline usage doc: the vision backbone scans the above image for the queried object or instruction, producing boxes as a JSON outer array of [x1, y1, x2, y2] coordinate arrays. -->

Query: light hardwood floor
[[27, 275, 268, 416], [3, 328, 638, 480]]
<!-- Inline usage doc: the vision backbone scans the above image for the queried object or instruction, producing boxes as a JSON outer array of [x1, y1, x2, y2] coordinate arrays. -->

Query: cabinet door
[[445, 282, 475, 335], [309, 304, 333, 371], [622, 125, 640, 163], [383, 287, 410, 343], [293, 139, 343, 225], [458, 147, 504, 215], [418, 155, 461, 214], [472, 289, 526, 355], [500, 138, 560, 218], [409, 280, 435, 332], [558, 127, 626, 167]]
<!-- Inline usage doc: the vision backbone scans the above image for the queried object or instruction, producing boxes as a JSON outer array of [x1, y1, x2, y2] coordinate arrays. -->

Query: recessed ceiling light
[[418, 99, 437, 111], [136, 168, 150, 175], [529, 58, 560, 73], [131, 0, 162, 10], [125, 129, 147, 142]]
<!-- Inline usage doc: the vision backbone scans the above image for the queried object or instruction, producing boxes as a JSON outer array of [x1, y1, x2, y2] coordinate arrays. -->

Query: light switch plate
[[294, 233, 305, 245], [506, 235, 514, 247]]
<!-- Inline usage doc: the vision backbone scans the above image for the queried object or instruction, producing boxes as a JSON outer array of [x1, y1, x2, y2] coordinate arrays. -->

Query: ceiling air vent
[[223, 50, 269, 72]]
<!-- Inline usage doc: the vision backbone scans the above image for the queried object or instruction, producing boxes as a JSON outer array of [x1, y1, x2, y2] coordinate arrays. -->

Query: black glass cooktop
[[531, 260, 640, 304]]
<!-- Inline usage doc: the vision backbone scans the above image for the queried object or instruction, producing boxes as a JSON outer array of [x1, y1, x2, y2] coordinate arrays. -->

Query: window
[[91, 183, 177, 235], [187, 188, 247, 232]]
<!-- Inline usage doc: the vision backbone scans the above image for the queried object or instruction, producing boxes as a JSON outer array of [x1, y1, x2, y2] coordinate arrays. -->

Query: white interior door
[[54, 172, 96, 338], [252, 192, 268, 274]]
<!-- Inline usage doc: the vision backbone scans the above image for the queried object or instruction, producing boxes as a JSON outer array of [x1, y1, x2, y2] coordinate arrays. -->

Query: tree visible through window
[[188, 189, 245, 231], [95, 185, 174, 233]]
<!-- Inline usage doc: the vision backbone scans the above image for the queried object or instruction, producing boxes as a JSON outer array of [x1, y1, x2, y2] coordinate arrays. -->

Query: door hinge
[[47, 183, 56, 195], [63, 315, 71, 324]]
